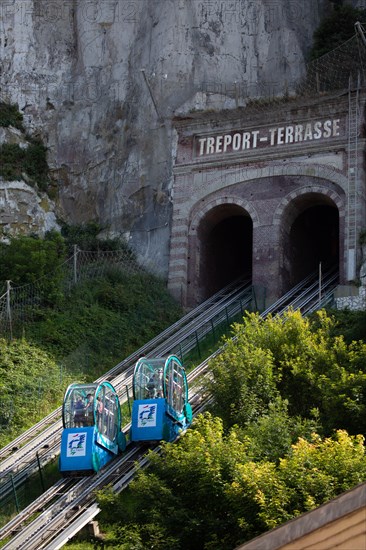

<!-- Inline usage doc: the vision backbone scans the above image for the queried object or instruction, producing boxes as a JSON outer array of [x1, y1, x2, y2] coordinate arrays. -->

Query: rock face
[[0, 0, 332, 275]]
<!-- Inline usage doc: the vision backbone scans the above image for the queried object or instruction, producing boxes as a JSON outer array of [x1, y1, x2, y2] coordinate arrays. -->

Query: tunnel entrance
[[287, 200, 339, 287], [198, 205, 253, 300]]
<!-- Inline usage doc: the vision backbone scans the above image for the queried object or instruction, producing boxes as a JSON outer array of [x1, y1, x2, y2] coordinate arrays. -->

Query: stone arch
[[186, 195, 258, 305], [273, 184, 345, 227], [194, 162, 349, 202], [168, 162, 350, 308], [274, 185, 345, 293], [188, 195, 259, 235]]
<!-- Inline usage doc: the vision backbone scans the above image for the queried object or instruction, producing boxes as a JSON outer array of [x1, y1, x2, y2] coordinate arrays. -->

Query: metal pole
[[73, 245, 78, 285], [195, 331, 201, 358], [141, 69, 162, 121], [126, 385, 131, 416], [6, 280, 13, 340], [318, 261, 322, 307], [10, 475, 20, 513], [210, 318, 216, 343], [36, 452, 45, 492], [355, 21, 366, 48]]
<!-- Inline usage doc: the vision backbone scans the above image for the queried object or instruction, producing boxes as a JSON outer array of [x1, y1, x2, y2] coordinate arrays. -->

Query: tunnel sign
[[195, 118, 341, 157]]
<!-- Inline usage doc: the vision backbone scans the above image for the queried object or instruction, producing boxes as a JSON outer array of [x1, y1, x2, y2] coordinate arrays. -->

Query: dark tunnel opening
[[289, 204, 339, 285], [200, 214, 253, 299]]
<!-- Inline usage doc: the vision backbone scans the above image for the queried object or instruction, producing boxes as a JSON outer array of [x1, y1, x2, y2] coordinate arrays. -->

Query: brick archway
[[186, 196, 258, 305], [168, 94, 364, 307]]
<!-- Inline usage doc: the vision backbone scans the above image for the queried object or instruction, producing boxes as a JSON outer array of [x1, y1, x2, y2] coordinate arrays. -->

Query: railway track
[[0, 362, 210, 549], [0, 269, 338, 548], [0, 279, 252, 508]]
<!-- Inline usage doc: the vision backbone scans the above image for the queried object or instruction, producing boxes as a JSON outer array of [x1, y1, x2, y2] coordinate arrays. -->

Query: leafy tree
[[0, 232, 67, 306], [207, 335, 279, 429], [207, 310, 366, 437], [276, 431, 366, 518], [321, 308, 366, 343], [309, 4, 366, 59], [242, 397, 320, 463], [228, 430, 366, 535], [97, 414, 250, 550], [96, 416, 366, 549]]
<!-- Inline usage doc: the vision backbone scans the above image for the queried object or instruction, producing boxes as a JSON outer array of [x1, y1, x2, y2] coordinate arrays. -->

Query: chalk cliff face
[[0, 0, 330, 274]]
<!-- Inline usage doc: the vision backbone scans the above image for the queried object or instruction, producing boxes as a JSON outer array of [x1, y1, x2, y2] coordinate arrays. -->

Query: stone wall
[[335, 286, 366, 311]]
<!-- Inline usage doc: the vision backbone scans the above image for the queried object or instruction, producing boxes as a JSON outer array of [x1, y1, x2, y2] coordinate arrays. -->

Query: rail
[[0, 269, 339, 547], [0, 278, 253, 509]]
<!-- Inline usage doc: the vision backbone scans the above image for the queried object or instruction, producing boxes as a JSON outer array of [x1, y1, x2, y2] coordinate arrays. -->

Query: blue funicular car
[[130, 355, 193, 443]]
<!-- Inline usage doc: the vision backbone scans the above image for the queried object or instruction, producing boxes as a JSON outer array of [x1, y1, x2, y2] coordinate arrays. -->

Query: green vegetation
[[310, 4, 366, 59], [0, 232, 67, 306], [0, 231, 183, 446], [0, 102, 50, 192], [0, 141, 50, 190], [1, 231, 366, 549], [0, 338, 72, 443], [208, 310, 366, 437], [60, 221, 131, 254], [88, 309, 366, 550], [25, 269, 182, 378], [0, 102, 24, 130]]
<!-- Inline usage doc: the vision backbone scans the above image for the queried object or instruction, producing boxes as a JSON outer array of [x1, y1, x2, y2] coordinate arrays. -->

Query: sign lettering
[[195, 119, 341, 157]]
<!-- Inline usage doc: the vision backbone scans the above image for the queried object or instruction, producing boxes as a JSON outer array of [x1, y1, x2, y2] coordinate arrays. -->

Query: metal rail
[[0, 270, 339, 548], [0, 368, 208, 549], [0, 277, 248, 464], [0, 279, 252, 506]]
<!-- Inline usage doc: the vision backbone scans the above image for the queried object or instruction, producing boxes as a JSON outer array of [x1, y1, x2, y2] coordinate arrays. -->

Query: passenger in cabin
[[96, 396, 104, 431], [156, 369, 164, 397], [84, 393, 94, 426], [146, 374, 157, 398], [74, 397, 85, 427]]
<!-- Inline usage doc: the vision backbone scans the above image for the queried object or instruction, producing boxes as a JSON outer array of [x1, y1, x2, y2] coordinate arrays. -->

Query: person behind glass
[[96, 396, 104, 430], [74, 396, 85, 427], [84, 393, 94, 426]]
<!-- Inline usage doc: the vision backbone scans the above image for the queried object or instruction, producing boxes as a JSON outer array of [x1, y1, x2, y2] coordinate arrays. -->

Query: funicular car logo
[[138, 404, 157, 427], [67, 432, 87, 457]]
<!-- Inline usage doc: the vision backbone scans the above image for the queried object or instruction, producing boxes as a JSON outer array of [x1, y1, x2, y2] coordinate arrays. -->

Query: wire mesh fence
[[0, 246, 147, 341], [197, 29, 366, 113]]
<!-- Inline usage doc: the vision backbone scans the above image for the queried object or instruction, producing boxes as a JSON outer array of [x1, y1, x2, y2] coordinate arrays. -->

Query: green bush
[[207, 309, 366, 438], [61, 222, 133, 256], [0, 338, 73, 445], [96, 414, 366, 550], [0, 103, 24, 130], [0, 233, 67, 307], [0, 141, 49, 190]]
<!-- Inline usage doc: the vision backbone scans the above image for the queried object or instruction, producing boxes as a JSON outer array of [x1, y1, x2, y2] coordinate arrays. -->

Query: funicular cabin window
[[102, 391, 118, 441], [166, 359, 184, 413], [63, 384, 97, 429]]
